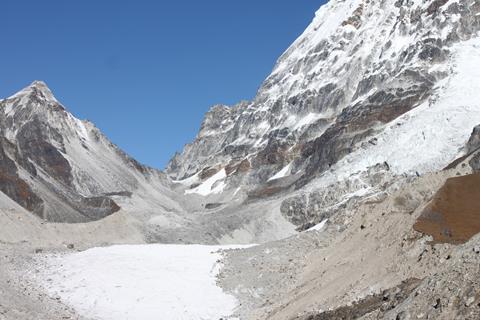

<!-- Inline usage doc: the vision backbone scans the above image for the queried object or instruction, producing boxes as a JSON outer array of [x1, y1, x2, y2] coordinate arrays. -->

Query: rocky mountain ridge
[[0, 81, 181, 224], [167, 0, 480, 232]]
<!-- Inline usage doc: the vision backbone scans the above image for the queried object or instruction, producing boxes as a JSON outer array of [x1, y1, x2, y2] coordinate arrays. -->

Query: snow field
[[36, 244, 249, 320]]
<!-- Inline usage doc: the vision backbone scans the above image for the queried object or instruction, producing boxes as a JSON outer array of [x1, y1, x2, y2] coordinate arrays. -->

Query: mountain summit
[[23, 80, 55, 96], [0, 81, 181, 225], [8, 80, 58, 104]]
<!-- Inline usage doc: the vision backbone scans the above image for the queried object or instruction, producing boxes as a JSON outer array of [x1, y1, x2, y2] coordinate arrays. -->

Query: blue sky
[[1, 1, 324, 169]]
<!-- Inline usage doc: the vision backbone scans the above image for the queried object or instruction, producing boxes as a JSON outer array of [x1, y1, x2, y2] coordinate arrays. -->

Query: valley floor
[[29, 244, 249, 320], [0, 244, 82, 320]]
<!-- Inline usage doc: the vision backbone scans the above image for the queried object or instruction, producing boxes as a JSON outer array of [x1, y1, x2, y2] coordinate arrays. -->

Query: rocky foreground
[[219, 157, 480, 319]]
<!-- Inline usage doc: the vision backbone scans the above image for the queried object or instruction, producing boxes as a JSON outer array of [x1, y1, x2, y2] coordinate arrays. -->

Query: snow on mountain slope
[[268, 162, 293, 181], [185, 168, 227, 196], [169, 0, 480, 176], [331, 36, 480, 178], [34, 245, 249, 320], [0, 81, 182, 224], [167, 0, 480, 232]]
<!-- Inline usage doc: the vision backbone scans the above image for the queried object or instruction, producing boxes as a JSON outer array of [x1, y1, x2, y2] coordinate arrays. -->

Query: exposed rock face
[[466, 125, 480, 154], [0, 138, 43, 214], [280, 195, 312, 227], [0, 81, 178, 223], [16, 118, 73, 186], [414, 173, 480, 244], [166, 0, 480, 234]]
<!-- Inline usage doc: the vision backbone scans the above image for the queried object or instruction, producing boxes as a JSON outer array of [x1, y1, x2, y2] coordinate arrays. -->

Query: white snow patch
[[72, 116, 89, 141], [294, 113, 323, 129], [233, 187, 241, 196], [306, 219, 328, 232], [257, 120, 271, 132], [211, 179, 226, 194], [268, 162, 293, 181], [330, 36, 480, 179], [185, 169, 227, 196], [36, 244, 248, 320]]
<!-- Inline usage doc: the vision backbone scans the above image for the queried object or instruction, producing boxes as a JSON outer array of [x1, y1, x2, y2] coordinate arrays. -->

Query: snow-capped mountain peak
[[8, 80, 59, 104], [0, 81, 181, 224]]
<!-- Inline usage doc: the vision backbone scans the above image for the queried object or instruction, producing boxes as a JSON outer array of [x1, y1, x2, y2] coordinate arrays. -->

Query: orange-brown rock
[[414, 173, 480, 244]]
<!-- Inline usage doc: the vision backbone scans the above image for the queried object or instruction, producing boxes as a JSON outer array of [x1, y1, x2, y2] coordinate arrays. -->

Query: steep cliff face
[[0, 81, 180, 223], [167, 0, 480, 230]]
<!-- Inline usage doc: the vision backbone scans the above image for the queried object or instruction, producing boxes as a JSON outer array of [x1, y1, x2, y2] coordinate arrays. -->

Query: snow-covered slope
[[167, 0, 480, 232], [326, 36, 480, 178]]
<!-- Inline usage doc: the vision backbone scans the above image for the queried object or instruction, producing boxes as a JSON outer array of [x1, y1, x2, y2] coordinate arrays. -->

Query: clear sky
[[1, 1, 324, 169]]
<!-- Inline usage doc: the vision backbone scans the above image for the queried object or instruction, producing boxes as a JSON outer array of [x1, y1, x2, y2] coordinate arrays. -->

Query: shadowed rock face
[[0, 138, 43, 214], [427, 0, 450, 15], [0, 114, 120, 222], [17, 118, 73, 187], [466, 125, 480, 154], [76, 196, 121, 221], [301, 85, 432, 183], [280, 194, 315, 227], [414, 173, 480, 244]]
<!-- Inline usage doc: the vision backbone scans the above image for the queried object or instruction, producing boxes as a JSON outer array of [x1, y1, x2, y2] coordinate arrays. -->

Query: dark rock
[[426, 0, 449, 15], [16, 118, 73, 186], [414, 173, 480, 244], [292, 278, 421, 320], [396, 311, 408, 320], [280, 195, 316, 227], [205, 203, 223, 210], [469, 152, 480, 172], [0, 138, 43, 214], [467, 125, 480, 154]]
